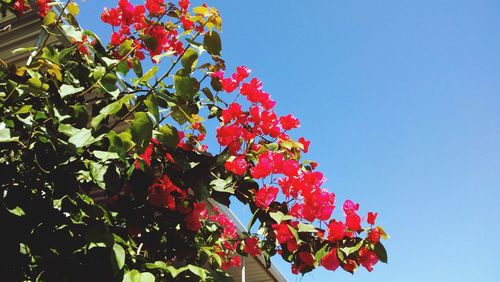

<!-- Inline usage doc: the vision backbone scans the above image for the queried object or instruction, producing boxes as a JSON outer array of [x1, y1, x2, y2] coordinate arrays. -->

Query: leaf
[[173, 74, 199, 99], [133, 66, 158, 86], [131, 112, 153, 151], [15, 105, 32, 115], [210, 178, 234, 194], [7, 206, 25, 216], [374, 242, 388, 263], [158, 124, 179, 149], [58, 124, 80, 136], [112, 244, 125, 270], [0, 128, 18, 143], [43, 11, 57, 26], [132, 58, 143, 77], [377, 226, 390, 240], [297, 222, 318, 233], [59, 84, 84, 98], [203, 31, 222, 56], [67, 2, 80, 16], [340, 239, 364, 256], [139, 272, 155, 282], [269, 211, 294, 223], [181, 48, 198, 72], [122, 270, 141, 282], [118, 39, 134, 56], [314, 244, 329, 264], [187, 265, 207, 281], [12, 47, 36, 55], [61, 24, 83, 41], [100, 73, 119, 95], [93, 151, 120, 161], [68, 128, 93, 148]]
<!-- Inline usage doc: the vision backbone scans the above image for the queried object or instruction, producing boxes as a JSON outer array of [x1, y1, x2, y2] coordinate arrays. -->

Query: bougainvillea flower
[[224, 155, 249, 175], [255, 185, 278, 209], [279, 114, 300, 130], [343, 199, 360, 215], [368, 228, 381, 243], [327, 220, 345, 242], [243, 237, 261, 256], [346, 212, 362, 232], [273, 223, 295, 244], [367, 211, 378, 225], [13, 0, 30, 16], [321, 249, 340, 271], [358, 247, 379, 272]]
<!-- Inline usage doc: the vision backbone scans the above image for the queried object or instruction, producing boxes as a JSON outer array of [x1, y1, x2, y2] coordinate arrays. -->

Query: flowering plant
[[0, 0, 388, 280]]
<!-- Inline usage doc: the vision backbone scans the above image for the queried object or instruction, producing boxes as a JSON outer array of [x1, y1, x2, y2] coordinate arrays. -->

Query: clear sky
[[78, 1, 500, 281]]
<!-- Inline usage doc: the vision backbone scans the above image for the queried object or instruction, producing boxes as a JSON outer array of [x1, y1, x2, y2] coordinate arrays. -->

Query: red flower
[[147, 175, 185, 210], [221, 77, 239, 93], [243, 237, 261, 256], [346, 212, 362, 232], [358, 247, 379, 272], [282, 159, 300, 177], [327, 220, 345, 242], [146, 0, 165, 16], [180, 16, 194, 30], [250, 152, 274, 179], [233, 66, 251, 82], [279, 114, 300, 130], [224, 155, 249, 175], [321, 249, 340, 271], [216, 124, 242, 146], [255, 185, 278, 209], [272, 223, 294, 244], [368, 228, 380, 243], [298, 137, 310, 153], [342, 259, 358, 273], [185, 202, 207, 231], [367, 212, 378, 225], [298, 252, 315, 267], [178, 0, 189, 11], [35, 0, 50, 17], [13, 0, 30, 16], [221, 103, 243, 123]]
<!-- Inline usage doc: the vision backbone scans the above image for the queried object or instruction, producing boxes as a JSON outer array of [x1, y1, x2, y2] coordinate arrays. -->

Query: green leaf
[[132, 58, 143, 77], [340, 239, 364, 256], [15, 105, 32, 114], [158, 124, 179, 149], [314, 244, 329, 264], [12, 47, 36, 55], [174, 74, 199, 99], [61, 24, 83, 41], [181, 48, 198, 72], [374, 242, 388, 263], [59, 84, 84, 98], [297, 222, 318, 233], [58, 123, 80, 136], [269, 211, 294, 223], [139, 272, 155, 282], [43, 11, 57, 26], [67, 2, 80, 16], [187, 265, 207, 281], [133, 66, 158, 86], [118, 39, 134, 56], [203, 31, 222, 56], [93, 151, 120, 161], [131, 112, 153, 151], [112, 244, 125, 270], [7, 206, 25, 216], [0, 127, 18, 143], [68, 128, 93, 148], [100, 73, 119, 94], [210, 178, 234, 194], [122, 270, 141, 282]]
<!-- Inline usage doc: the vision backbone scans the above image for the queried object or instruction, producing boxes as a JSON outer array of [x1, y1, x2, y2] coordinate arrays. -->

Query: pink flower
[[224, 156, 249, 175], [255, 185, 278, 209]]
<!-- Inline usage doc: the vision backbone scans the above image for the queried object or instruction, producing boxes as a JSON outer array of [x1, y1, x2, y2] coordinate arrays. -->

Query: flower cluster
[[101, 0, 187, 60], [12, 0, 51, 17]]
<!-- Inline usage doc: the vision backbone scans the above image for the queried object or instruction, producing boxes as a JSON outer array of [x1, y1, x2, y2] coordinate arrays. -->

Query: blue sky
[[78, 1, 500, 281]]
